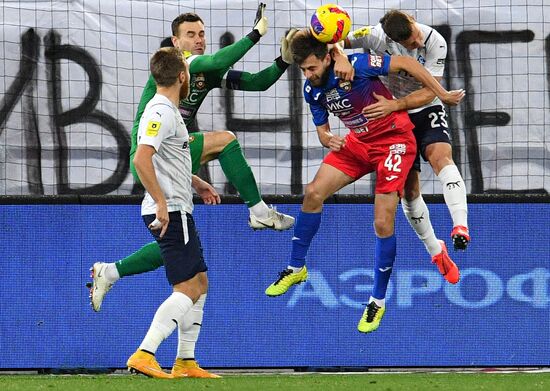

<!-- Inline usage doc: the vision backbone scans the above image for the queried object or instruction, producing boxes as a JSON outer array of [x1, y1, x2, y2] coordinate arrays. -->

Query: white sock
[[177, 294, 206, 360], [401, 196, 442, 257], [369, 296, 385, 308], [139, 292, 193, 354], [104, 263, 120, 283], [438, 165, 468, 228], [249, 201, 270, 220], [287, 266, 303, 273]]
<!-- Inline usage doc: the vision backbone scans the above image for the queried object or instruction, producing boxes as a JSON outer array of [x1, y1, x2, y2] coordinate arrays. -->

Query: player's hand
[[362, 92, 398, 119], [150, 201, 169, 239], [441, 89, 465, 106], [280, 28, 298, 64], [328, 135, 346, 151], [196, 181, 221, 205], [332, 46, 354, 81], [253, 3, 268, 36]]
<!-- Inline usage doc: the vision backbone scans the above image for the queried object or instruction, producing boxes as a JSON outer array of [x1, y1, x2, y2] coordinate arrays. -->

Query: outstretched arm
[[188, 3, 268, 73], [389, 56, 464, 106], [218, 29, 298, 91]]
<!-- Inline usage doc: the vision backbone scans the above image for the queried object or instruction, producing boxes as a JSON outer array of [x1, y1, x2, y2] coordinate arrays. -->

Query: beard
[[180, 79, 190, 100], [309, 67, 330, 87]]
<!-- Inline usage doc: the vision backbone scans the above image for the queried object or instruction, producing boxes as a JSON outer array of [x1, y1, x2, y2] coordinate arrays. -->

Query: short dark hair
[[380, 10, 414, 42], [150, 47, 187, 87], [171, 13, 204, 36], [291, 29, 328, 65]]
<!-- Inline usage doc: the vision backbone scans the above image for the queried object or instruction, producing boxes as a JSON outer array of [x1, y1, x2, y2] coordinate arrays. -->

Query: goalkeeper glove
[[248, 3, 268, 43], [280, 28, 298, 64]]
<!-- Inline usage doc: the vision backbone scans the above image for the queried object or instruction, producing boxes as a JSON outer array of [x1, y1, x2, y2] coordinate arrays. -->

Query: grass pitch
[[0, 372, 549, 391]]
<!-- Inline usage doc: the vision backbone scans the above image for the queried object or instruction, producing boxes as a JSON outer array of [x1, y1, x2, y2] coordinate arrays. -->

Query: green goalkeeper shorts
[[130, 131, 204, 184]]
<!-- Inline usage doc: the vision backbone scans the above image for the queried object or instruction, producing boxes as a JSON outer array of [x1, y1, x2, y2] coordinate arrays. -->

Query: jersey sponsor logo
[[327, 98, 351, 112], [369, 55, 383, 68], [436, 58, 445, 65], [338, 80, 352, 92], [352, 26, 371, 38], [313, 92, 321, 101], [194, 73, 206, 90], [385, 175, 399, 181], [379, 266, 392, 272], [146, 120, 161, 137]]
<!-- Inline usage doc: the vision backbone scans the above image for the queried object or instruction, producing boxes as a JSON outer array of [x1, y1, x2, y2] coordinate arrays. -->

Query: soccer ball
[[309, 4, 352, 44]]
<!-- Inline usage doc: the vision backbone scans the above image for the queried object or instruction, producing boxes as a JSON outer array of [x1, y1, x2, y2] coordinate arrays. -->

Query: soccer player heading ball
[[309, 4, 352, 44]]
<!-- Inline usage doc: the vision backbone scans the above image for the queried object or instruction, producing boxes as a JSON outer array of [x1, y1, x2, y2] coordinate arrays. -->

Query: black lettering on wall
[[0, 28, 43, 193], [44, 30, 130, 194], [455, 29, 534, 193]]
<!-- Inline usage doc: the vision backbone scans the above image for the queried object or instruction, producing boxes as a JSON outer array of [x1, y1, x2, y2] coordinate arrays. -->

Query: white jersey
[[137, 93, 193, 216], [348, 23, 447, 113]]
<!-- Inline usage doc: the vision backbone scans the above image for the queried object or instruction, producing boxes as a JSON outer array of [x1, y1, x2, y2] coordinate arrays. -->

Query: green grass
[[0, 373, 549, 391]]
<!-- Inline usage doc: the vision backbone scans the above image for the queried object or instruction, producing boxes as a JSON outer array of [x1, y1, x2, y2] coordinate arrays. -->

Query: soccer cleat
[[127, 350, 173, 379], [265, 266, 308, 297], [451, 225, 470, 250], [432, 240, 460, 284], [89, 262, 113, 312], [171, 358, 221, 379], [248, 206, 295, 231], [357, 301, 386, 334]]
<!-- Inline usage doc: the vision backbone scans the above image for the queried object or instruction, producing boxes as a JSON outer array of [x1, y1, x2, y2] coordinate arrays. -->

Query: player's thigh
[[307, 162, 355, 200], [424, 142, 453, 175], [201, 130, 236, 164]]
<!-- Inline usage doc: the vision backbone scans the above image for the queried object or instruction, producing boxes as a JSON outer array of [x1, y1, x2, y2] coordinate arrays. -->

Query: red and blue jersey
[[304, 53, 412, 141]]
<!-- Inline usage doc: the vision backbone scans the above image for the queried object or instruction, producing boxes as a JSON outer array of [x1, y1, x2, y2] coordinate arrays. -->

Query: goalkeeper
[[89, 7, 297, 377]]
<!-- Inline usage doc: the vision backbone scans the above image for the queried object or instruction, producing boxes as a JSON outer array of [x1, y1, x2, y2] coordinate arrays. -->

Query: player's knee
[[304, 183, 326, 208], [219, 130, 236, 147], [403, 186, 419, 201], [373, 217, 394, 237]]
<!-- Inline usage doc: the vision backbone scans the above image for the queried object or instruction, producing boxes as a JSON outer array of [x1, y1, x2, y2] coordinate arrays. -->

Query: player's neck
[[157, 86, 181, 107]]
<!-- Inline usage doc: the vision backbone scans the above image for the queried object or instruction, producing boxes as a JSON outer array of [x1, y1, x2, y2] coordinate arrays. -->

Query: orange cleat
[[451, 225, 470, 250], [127, 350, 173, 379], [171, 359, 221, 379], [432, 240, 460, 284]]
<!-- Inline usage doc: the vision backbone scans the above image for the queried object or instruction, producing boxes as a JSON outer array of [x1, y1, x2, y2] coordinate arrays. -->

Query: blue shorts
[[143, 211, 207, 286], [408, 105, 452, 172]]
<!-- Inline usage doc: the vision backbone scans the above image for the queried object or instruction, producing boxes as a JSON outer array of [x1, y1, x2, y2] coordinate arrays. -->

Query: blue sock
[[372, 235, 397, 300], [289, 211, 322, 268]]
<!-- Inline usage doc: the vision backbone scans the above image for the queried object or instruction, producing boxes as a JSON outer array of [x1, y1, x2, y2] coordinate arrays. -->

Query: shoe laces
[[274, 269, 293, 285], [268, 205, 285, 221], [365, 302, 381, 322]]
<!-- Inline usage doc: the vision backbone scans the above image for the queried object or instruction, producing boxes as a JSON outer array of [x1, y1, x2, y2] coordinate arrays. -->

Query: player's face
[[399, 23, 424, 50], [173, 21, 206, 55], [299, 53, 331, 87]]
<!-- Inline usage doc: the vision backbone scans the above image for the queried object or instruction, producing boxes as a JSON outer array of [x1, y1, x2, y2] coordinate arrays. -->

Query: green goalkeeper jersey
[[130, 35, 288, 157]]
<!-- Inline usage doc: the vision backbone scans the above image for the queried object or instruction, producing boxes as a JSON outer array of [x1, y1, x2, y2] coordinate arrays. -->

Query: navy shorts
[[408, 105, 452, 172], [143, 211, 207, 286]]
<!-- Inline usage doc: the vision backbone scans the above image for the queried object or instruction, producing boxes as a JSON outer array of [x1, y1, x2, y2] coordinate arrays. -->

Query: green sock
[[218, 139, 262, 207], [115, 241, 164, 278]]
